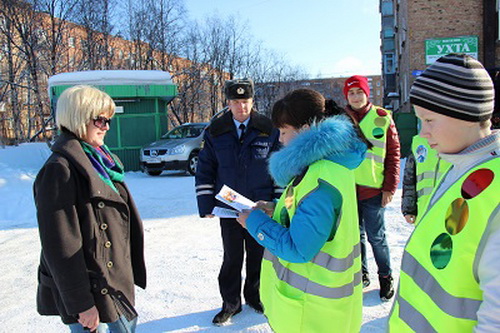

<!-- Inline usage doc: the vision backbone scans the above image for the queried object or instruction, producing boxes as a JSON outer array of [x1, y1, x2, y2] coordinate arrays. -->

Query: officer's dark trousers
[[219, 218, 264, 311]]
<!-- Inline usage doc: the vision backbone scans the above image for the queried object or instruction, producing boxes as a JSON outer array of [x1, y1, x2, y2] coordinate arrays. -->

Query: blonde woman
[[34, 85, 146, 332]]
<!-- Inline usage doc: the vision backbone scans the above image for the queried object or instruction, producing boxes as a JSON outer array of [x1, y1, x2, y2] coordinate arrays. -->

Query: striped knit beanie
[[410, 53, 494, 122]]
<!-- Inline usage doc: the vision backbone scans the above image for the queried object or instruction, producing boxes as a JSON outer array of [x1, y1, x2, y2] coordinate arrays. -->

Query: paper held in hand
[[211, 207, 239, 218], [211, 185, 255, 217]]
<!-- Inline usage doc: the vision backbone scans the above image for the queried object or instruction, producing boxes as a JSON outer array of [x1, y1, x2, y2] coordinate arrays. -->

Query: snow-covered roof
[[48, 70, 173, 88]]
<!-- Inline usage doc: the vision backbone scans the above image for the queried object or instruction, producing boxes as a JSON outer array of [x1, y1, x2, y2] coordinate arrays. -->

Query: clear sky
[[184, 0, 382, 78]]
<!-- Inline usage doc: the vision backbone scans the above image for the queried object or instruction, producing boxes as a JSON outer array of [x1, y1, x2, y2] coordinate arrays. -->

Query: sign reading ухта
[[425, 36, 478, 65]]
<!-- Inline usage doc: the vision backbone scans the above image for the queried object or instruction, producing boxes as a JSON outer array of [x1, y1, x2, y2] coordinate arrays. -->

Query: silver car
[[140, 122, 208, 176]]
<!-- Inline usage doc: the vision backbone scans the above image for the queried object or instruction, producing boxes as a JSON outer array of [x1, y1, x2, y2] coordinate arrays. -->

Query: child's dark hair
[[272, 89, 334, 128], [272, 88, 373, 149]]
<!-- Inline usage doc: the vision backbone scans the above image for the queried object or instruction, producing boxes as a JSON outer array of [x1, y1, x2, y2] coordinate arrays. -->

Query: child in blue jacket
[[237, 88, 369, 332]]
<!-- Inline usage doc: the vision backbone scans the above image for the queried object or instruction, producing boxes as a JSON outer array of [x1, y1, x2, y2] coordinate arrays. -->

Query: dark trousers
[[219, 218, 264, 311], [358, 193, 392, 277]]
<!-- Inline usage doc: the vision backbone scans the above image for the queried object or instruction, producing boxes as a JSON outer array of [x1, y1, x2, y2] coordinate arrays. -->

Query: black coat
[[195, 111, 281, 216], [34, 130, 146, 324]]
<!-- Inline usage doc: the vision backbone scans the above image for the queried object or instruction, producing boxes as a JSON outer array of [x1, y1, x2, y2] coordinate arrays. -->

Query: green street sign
[[425, 36, 478, 65]]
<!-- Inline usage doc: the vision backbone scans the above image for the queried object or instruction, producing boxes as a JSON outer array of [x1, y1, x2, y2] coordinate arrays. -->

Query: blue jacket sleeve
[[246, 180, 342, 263], [195, 131, 218, 216]]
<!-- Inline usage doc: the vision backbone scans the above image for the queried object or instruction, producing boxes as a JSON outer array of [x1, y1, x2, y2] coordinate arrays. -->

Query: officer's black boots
[[212, 306, 242, 325]]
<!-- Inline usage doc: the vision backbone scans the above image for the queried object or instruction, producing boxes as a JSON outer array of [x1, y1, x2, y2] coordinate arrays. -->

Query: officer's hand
[[254, 200, 275, 217], [404, 214, 416, 224], [203, 214, 215, 218], [237, 210, 251, 228], [381, 191, 393, 207]]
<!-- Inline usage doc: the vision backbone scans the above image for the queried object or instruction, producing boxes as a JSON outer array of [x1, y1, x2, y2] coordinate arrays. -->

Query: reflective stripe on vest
[[312, 242, 361, 272], [260, 159, 362, 333], [416, 171, 440, 183], [398, 297, 436, 332], [368, 139, 386, 149], [354, 106, 391, 188], [263, 249, 362, 299], [401, 251, 481, 320], [416, 187, 433, 198], [389, 157, 500, 332], [364, 151, 385, 164]]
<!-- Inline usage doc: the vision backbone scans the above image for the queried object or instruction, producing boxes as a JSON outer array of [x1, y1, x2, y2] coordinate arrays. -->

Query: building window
[[384, 27, 395, 38], [384, 53, 396, 74], [68, 37, 75, 48], [383, 39, 395, 51], [381, 1, 393, 15]]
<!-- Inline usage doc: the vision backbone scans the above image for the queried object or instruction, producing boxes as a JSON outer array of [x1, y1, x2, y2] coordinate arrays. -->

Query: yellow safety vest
[[260, 159, 362, 333], [354, 106, 392, 188], [411, 135, 451, 223], [389, 157, 500, 332]]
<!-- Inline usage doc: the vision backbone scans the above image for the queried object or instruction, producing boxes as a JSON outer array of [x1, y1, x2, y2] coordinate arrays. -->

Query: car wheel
[[187, 152, 199, 176], [147, 170, 162, 176]]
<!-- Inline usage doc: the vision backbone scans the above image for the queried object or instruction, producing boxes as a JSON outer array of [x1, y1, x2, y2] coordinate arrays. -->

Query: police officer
[[195, 78, 281, 325]]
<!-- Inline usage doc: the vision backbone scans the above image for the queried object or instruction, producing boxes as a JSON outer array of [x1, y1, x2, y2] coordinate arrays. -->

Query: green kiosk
[[48, 70, 177, 171]]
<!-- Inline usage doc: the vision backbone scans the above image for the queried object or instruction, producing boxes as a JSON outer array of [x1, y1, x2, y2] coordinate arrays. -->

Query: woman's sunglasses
[[93, 116, 112, 129]]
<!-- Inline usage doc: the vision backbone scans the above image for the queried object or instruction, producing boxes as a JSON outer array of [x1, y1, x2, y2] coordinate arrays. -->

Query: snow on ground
[[0, 143, 413, 332]]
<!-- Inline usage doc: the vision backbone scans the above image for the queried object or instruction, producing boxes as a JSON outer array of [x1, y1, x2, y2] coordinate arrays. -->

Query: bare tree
[[196, 15, 252, 116], [123, 0, 148, 69], [75, 0, 114, 70], [0, 0, 309, 143], [0, 5, 23, 143], [35, 0, 77, 76], [146, 0, 186, 71], [0, 0, 49, 141], [169, 21, 210, 124]]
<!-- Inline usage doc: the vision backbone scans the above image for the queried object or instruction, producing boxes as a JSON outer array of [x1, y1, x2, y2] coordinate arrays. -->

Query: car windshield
[[161, 125, 205, 139]]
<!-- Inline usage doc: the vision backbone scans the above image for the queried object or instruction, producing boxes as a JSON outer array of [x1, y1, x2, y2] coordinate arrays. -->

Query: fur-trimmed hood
[[269, 115, 367, 187]]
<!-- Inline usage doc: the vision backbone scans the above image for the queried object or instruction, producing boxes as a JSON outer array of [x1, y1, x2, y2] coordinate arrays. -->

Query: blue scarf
[[81, 141, 124, 193]]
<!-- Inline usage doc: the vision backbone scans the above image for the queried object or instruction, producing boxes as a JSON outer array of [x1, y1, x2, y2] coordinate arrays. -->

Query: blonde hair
[[56, 85, 115, 139]]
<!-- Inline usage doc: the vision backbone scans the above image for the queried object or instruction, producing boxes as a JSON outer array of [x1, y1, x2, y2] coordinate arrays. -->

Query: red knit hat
[[343, 75, 370, 99]]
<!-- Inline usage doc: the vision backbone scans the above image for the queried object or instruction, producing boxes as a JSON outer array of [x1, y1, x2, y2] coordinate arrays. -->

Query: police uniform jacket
[[34, 129, 146, 324], [195, 110, 280, 216]]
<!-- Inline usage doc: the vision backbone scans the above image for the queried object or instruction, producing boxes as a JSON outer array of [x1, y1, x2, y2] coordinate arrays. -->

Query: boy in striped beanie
[[389, 53, 500, 331], [410, 53, 494, 123]]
